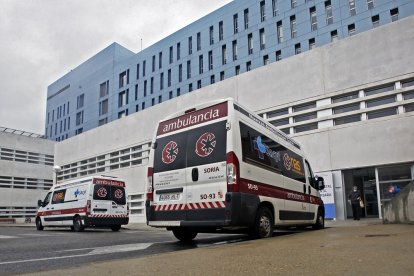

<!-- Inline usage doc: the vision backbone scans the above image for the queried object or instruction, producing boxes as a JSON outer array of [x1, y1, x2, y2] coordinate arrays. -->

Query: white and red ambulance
[[36, 176, 128, 232], [146, 98, 325, 241]]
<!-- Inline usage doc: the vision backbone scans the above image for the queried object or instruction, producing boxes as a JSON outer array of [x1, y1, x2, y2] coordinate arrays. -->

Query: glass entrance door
[[362, 178, 379, 217]]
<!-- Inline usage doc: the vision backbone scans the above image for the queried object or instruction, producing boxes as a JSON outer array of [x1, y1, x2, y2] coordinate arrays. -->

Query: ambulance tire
[[172, 228, 198, 242], [73, 216, 85, 232], [111, 225, 121, 231], [36, 217, 44, 231], [312, 208, 325, 230], [249, 206, 274, 239]]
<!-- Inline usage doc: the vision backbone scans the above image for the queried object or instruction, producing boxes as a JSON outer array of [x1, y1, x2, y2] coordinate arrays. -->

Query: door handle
[[303, 184, 306, 194], [192, 168, 199, 182]]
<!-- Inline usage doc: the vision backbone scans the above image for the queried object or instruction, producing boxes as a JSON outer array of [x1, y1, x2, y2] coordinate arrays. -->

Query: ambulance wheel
[[249, 206, 274, 239], [70, 226, 75, 231], [35, 217, 44, 231], [172, 228, 197, 242], [111, 225, 121, 231], [73, 216, 85, 232], [312, 209, 325, 230]]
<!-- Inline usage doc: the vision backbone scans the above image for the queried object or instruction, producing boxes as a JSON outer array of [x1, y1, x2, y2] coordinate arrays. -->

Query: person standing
[[348, 186, 361, 220]]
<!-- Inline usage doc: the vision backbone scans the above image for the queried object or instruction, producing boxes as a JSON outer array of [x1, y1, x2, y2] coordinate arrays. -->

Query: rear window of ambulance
[[154, 120, 227, 173], [93, 185, 126, 205]]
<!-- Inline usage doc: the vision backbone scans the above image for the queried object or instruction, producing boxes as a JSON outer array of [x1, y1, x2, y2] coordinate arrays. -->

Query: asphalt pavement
[[13, 219, 414, 275]]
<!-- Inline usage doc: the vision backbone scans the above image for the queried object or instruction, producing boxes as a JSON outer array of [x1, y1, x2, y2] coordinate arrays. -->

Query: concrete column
[[375, 167, 383, 219]]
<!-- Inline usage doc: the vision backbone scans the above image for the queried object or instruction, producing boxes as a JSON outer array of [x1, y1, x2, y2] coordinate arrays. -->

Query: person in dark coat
[[348, 186, 362, 220]]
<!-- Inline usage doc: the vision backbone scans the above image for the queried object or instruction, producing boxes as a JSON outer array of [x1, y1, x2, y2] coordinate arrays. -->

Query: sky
[[0, 0, 232, 135]]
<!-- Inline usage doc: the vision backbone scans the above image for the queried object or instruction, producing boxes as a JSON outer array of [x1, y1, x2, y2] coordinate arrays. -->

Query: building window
[[263, 55, 269, 65], [142, 102, 145, 110], [197, 80, 201, 89], [179, 64, 182, 82], [150, 77, 154, 94], [75, 128, 83, 135], [100, 81, 109, 98], [402, 79, 414, 88], [77, 94, 84, 109], [118, 90, 128, 107], [143, 61, 146, 77], [404, 103, 414, 113], [169, 91, 173, 99], [152, 55, 155, 72], [275, 50, 282, 61], [366, 96, 396, 108], [333, 103, 360, 114], [143, 80, 147, 97], [177, 42, 181, 60], [309, 38, 316, 50], [271, 118, 289, 127], [365, 83, 394, 96], [276, 21, 283, 43], [260, 1, 266, 22], [189, 83, 193, 92], [220, 71, 225, 81], [158, 95, 162, 104], [76, 111, 84, 126], [136, 63, 140, 79], [118, 110, 127, 118], [246, 61, 252, 72], [310, 7, 317, 31], [159, 51, 162, 69], [209, 26, 214, 45], [244, 9, 249, 29], [294, 123, 317, 133], [349, 0, 356, 16], [247, 33, 253, 55], [210, 75, 215, 84], [390, 8, 399, 22], [119, 71, 128, 88], [268, 108, 288, 118], [219, 21, 224, 41], [160, 73, 164, 90], [372, 15, 380, 28], [325, 1, 333, 25], [99, 99, 108, 116], [169, 46, 173, 64], [259, 28, 266, 50], [208, 51, 213, 70], [293, 102, 316, 112], [348, 23, 356, 36], [235, 65, 240, 76], [294, 43, 301, 55], [272, 0, 278, 16], [168, 69, 171, 87], [233, 14, 238, 34], [199, 55, 204, 74], [294, 112, 317, 123], [151, 98, 155, 106], [232, 40, 238, 61], [99, 118, 108, 126], [187, 60, 191, 79], [367, 108, 397, 119], [135, 84, 138, 101], [197, 32, 201, 51], [334, 115, 361, 125], [332, 91, 359, 103], [222, 45, 227, 65], [367, 0, 374, 10], [290, 15, 297, 38], [331, 30, 338, 42], [188, 36, 193, 55], [177, 88, 181, 97]]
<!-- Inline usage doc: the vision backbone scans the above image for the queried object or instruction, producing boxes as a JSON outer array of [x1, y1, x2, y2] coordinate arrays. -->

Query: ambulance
[[146, 98, 325, 241], [36, 176, 128, 232]]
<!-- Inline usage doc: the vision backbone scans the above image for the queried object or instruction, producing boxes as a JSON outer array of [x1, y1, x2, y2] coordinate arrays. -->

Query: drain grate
[[365, 234, 392, 238]]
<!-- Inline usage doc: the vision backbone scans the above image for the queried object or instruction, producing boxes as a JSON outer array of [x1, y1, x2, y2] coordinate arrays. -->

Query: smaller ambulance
[[36, 176, 129, 232]]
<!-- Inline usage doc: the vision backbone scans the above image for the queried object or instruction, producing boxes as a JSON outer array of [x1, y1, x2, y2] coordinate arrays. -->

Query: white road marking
[[0, 235, 19, 239], [0, 243, 153, 266]]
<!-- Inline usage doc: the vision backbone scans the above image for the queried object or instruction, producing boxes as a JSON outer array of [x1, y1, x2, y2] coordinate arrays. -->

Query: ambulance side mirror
[[315, 176, 325, 191], [37, 200, 43, 207]]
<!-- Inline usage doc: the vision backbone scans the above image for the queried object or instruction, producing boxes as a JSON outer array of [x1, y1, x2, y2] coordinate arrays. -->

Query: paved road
[[0, 226, 253, 275]]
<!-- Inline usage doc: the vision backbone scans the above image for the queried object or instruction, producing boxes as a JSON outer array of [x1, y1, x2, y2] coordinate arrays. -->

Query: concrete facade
[[45, 0, 414, 141], [0, 129, 55, 220], [54, 17, 414, 222]]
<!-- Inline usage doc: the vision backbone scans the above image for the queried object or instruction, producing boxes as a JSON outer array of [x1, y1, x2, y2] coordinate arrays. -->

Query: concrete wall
[[383, 182, 414, 224]]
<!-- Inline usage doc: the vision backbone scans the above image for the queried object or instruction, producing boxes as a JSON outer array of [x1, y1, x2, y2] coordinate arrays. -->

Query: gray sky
[[0, 0, 231, 135]]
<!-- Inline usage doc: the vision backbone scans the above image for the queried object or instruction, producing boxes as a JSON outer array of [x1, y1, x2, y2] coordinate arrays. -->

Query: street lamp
[[53, 165, 61, 185]]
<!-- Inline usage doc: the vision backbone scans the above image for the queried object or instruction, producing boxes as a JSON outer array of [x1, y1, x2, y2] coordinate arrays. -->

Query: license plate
[[159, 193, 181, 201]]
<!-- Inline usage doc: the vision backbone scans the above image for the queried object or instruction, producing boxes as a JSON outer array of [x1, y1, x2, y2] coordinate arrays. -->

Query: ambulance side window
[[52, 189, 66, 204], [42, 192, 52, 207], [305, 160, 316, 188]]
